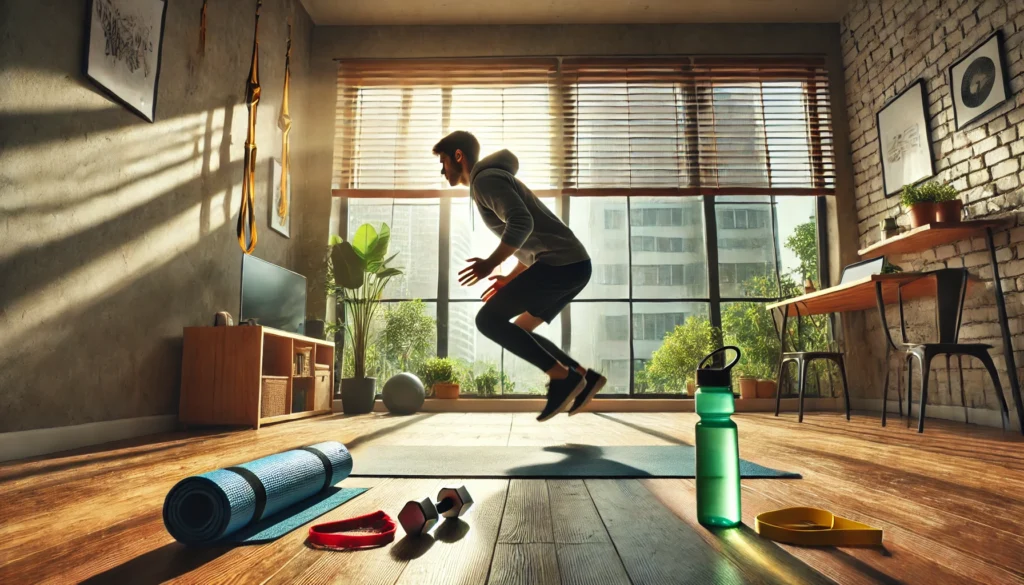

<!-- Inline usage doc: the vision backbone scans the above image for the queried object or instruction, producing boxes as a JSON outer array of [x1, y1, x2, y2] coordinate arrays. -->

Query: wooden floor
[[1, 411, 1022, 584]]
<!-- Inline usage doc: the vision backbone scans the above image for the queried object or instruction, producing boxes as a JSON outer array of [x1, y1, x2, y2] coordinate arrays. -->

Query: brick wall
[[841, 0, 1024, 418]]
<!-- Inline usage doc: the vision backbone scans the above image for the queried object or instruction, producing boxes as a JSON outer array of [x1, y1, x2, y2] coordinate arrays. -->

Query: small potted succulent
[[931, 182, 963, 223], [900, 183, 937, 228], [421, 357, 461, 399]]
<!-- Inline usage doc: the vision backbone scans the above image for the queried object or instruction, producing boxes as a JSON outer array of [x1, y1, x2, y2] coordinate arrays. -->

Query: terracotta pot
[[935, 199, 963, 223], [738, 377, 758, 400], [434, 382, 460, 399], [686, 380, 695, 396], [804, 279, 816, 294], [756, 379, 777, 399], [908, 202, 936, 228]]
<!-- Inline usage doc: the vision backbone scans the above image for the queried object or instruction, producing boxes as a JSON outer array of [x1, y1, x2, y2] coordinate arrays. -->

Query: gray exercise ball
[[382, 372, 425, 415]]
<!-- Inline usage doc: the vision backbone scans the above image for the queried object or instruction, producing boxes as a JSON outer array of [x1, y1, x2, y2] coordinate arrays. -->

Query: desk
[[768, 217, 1022, 434], [861, 218, 1022, 435]]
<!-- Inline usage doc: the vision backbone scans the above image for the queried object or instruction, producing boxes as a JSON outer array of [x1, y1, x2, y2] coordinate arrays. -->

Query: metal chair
[[874, 268, 1011, 433], [774, 304, 852, 423]]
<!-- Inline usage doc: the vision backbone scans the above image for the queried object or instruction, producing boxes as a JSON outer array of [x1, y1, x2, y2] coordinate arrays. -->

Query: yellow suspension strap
[[238, 0, 261, 254], [277, 21, 292, 227]]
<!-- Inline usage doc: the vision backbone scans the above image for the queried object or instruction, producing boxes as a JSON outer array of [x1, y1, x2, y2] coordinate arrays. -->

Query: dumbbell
[[398, 485, 474, 536]]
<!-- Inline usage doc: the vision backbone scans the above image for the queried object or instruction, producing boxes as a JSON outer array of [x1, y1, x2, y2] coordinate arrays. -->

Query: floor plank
[[548, 479, 611, 545], [497, 480, 554, 544], [586, 478, 750, 584], [556, 542, 632, 585], [488, 543, 560, 585]]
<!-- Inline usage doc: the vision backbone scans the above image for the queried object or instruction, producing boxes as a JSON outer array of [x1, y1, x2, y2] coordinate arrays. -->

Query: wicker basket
[[294, 347, 312, 377], [261, 377, 288, 417]]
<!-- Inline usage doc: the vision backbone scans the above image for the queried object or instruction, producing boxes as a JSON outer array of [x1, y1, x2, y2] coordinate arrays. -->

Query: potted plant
[[686, 378, 695, 396], [473, 364, 501, 397], [327, 223, 402, 415], [900, 183, 937, 228], [738, 375, 758, 399], [931, 182, 963, 223], [422, 357, 461, 399], [756, 379, 777, 399]]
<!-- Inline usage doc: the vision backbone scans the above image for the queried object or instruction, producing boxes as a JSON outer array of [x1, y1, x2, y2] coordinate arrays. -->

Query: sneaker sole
[[537, 378, 587, 422], [568, 376, 607, 416]]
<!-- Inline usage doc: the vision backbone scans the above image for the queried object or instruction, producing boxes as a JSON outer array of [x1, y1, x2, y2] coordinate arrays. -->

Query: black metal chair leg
[[836, 355, 851, 421], [958, 355, 968, 424], [798, 357, 809, 423], [977, 351, 1011, 431], [774, 359, 786, 417], [906, 355, 914, 428], [918, 352, 933, 434], [881, 350, 892, 427], [896, 354, 904, 418]]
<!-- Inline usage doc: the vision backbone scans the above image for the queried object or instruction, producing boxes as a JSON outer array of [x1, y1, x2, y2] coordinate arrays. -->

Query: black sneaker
[[537, 370, 586, 422], [568, 369, 607, 416]]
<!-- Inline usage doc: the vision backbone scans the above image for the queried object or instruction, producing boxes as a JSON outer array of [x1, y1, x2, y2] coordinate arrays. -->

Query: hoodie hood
[[470, 149, 519, 183]]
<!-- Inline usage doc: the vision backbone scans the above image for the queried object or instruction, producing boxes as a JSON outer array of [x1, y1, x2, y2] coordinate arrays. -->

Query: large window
[[333, 56, 833, 396]]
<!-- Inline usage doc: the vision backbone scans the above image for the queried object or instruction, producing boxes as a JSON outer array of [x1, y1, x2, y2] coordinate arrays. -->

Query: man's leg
[[476, 295, 573, 380], [515, 312, 606, 416], [513, 313, 584, 375]]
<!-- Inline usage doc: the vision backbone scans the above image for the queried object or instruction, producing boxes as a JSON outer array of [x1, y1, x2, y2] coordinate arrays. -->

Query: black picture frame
[[949, 30, 1011, 131], [84, 0, 167, 123], [876, 79, 936, 198]]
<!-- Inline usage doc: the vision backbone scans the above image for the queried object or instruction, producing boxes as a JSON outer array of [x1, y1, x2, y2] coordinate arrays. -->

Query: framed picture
[[270, 159, 291, 238], [85, 0, 167, 122], [876, 80, 935, 197], [950, 30, 1010, 130]]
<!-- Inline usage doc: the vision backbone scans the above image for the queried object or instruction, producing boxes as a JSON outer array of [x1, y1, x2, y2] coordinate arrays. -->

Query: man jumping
[[433, 130, 607, 421]]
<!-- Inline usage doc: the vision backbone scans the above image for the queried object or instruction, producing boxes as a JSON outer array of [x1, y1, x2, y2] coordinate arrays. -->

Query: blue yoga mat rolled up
[[163, 441, 364, 546]]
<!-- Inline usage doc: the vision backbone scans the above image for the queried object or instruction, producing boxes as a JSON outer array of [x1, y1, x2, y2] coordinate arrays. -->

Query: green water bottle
[[694, 346, 742, 528]]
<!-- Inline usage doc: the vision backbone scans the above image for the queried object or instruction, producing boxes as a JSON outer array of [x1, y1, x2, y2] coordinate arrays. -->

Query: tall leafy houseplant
[[327, 223, 402, 414]]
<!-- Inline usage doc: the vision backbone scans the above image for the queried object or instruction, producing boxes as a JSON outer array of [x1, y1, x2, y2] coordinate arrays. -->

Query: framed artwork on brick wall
[[950, 31, 1010, 131], [876, 79, 935, 197]]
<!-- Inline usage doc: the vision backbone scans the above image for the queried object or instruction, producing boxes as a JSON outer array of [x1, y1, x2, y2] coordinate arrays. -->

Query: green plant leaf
[[366, 223, 391, 264], [328, 234, 343, 246], [375, 267, 403, 280], [352, 224, 378, 259], [330, 242, 365, 289]]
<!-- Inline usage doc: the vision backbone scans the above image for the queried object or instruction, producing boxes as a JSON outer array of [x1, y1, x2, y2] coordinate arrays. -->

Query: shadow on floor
[[505, 444, 650, 478], [342, 413, 437, 451], [80, 542, 229, 585]]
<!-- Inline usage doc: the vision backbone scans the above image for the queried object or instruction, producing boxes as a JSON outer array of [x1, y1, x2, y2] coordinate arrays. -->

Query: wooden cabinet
[[179, 326, 335, 429]]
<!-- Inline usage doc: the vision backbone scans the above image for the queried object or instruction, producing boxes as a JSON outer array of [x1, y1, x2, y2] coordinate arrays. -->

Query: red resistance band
[[308, 510, 397, 551]]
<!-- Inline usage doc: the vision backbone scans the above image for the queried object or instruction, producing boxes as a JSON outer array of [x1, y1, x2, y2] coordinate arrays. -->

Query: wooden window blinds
[[333, 56, 834, 198]]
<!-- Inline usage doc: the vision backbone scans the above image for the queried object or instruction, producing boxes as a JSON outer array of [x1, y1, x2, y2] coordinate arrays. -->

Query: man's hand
[[458, 257, 499, 287], [482, 274, 514, 302]]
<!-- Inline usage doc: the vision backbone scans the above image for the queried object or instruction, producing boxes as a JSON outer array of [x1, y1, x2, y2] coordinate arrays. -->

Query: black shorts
[[489, 259, 592, 323]]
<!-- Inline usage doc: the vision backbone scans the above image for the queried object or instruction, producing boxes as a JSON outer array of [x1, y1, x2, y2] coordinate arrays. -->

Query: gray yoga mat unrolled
[[348, 445, 800, 479]]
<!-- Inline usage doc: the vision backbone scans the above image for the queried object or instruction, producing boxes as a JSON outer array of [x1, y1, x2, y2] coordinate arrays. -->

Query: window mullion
[[437, 87, 453, 358]]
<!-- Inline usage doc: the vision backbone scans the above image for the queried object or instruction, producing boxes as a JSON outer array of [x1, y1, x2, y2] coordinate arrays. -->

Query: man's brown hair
[[433, 131, 480, 167]]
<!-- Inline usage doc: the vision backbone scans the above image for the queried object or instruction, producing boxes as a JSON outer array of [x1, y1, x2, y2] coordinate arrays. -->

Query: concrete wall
[[840, 0, 1024, 418], [0, 0, 325, 433]]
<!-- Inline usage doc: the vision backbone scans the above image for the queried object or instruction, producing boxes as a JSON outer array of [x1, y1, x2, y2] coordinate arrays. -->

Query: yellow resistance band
[[238, 0, 261, 254], [754, 507, 883, 547]]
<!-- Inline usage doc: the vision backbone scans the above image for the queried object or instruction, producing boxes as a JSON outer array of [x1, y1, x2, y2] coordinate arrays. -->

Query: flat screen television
[[240, 254, 307, 335]]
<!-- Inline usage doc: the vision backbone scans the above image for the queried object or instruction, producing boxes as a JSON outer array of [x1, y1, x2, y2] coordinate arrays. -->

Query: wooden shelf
[[180, 325, 335, 429], [767, 273, 981, 317], [858, 218, 1013, 259], [259, 409, 332, 425]]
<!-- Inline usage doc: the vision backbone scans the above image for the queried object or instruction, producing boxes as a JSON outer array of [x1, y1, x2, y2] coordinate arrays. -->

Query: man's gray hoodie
[[469, 150, 590, 267]]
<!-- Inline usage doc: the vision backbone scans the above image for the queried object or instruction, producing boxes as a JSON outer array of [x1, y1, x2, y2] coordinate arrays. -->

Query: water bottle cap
[[696, 346, 741, 388]]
